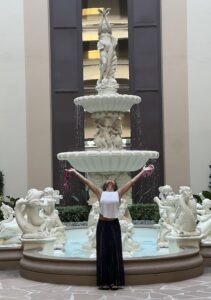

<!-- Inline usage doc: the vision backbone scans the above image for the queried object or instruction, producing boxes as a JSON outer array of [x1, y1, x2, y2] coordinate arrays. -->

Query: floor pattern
[[0, 268, 211, 300]]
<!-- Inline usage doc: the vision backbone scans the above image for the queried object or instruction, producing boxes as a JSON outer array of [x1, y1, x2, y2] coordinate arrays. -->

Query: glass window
[[82, 0, 130, 148]]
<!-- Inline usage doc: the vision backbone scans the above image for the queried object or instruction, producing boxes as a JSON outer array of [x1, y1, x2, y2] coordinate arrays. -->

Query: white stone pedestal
[[21, 237, 56, 255], [168, 235, 203, 252]]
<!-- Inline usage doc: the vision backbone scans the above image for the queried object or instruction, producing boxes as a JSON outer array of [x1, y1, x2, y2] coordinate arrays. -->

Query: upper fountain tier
[[74, 93, 141, 113]]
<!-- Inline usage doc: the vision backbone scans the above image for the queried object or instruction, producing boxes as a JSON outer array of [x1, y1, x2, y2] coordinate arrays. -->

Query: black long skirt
[[96, 218, 125, 287]]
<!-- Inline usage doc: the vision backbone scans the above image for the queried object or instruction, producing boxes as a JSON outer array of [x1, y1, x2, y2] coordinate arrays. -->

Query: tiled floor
[[0, 268, 211, 300]]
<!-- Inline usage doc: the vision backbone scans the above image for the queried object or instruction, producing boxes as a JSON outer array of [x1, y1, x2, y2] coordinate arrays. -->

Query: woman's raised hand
[[142, 164, 155, 177], [65, 168, 76, 173]]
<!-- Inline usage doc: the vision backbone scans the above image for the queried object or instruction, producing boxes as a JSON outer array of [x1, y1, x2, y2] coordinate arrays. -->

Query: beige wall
[[187, 0, 211, 193], [161, 0, 190, 190], [0, 0, 27, 197], [24, 0, 52, 189]]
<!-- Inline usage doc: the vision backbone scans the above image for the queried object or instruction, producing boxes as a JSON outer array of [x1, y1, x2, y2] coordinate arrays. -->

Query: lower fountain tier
[[57, 150, 159, 172]]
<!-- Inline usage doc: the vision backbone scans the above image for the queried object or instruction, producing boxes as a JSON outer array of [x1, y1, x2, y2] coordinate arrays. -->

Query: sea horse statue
[[96, 8, 119, 94], [15, 188, 48, 239]]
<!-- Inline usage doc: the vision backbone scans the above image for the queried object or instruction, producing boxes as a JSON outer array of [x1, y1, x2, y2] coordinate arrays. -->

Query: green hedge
[[57, 205, 91, 222], [57, 203, 159, 223], [128, 203, 159, 223], [0, 171, 4, 195], [0, 202, 160, 223], [194, 190, 211, 204]]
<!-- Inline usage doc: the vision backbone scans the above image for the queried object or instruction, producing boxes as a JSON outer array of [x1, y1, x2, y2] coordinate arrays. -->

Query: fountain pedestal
[[168, 235, 203, 252], [21, 237, 56, 255]]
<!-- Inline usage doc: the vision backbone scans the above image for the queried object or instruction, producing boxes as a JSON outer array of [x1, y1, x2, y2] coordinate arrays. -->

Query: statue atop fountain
[[96, 8, 119, 94]]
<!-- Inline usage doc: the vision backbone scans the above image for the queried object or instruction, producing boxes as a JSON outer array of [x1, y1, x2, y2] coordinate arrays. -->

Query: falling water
[[75, 105, 84, 151]]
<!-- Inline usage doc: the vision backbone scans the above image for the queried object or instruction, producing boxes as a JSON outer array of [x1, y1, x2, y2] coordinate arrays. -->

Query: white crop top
[[100, 191, 120, 218]]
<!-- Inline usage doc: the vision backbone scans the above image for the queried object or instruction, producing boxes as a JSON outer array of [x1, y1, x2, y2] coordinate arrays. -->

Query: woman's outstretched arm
[[65, 168, 102, 199], [118, 165, 154, 199]]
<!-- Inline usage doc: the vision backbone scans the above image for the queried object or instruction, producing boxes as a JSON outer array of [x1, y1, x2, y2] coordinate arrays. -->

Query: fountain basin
[[74, 94, 141, 113], [20, 247, 203, 285], [19, 226, 203, 285], [0, 245, 22, 269], [57, 150, 159, 172]]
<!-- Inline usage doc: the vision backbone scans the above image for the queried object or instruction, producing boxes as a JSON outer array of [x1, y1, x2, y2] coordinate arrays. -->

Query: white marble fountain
[[57, 8, 159, 202], [0, 8, 205, 284]]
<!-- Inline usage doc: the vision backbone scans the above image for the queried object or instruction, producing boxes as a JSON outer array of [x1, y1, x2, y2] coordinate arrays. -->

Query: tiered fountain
[[1, 8, 203, 285], [57, 8, 159, 204]]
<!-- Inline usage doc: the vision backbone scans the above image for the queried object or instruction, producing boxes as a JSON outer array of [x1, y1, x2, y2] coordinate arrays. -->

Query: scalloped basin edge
[[57, 150, 159, 172]]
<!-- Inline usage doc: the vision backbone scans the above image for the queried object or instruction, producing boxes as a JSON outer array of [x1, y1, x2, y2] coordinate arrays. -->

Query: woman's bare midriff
[[99, 214, 117, 221]]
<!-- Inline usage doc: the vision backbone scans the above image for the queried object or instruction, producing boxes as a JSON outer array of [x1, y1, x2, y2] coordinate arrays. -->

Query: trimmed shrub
[[0, 171, 4, 195], [201, 190, 211, 200], [57, 203, 159, 223], [0, 196, 21, 221], [57, 205, 91, 222], [0, 202, 160, 223], [128, 203, 159, 223]]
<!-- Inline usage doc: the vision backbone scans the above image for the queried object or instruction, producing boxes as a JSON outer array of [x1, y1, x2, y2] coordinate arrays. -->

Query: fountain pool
[[55, 226, 176, 258]]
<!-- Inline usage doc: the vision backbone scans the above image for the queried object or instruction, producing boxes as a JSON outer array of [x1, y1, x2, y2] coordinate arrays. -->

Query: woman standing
[[66, 164, 154, 290]]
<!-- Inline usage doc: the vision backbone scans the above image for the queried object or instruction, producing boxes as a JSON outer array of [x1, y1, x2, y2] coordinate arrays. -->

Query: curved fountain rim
[[65, 224, 157, 230], [74, 94, 141, 112], [0, 245, 22, 250], [57, 150, 160, 156], [74, 93, 141, 100], [22, 246, 200, 262], [57, 150, 159, 172]]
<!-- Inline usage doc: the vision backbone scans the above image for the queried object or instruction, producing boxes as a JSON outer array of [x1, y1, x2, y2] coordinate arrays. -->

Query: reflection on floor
[[0, 268, 211, 299]]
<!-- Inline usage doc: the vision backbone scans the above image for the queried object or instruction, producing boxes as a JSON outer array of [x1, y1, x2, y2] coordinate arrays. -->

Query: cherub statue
[[0, 203, 15, 224], [110, 118, 123, 149], [173, 186, 199, 236], [0, 203, 22, 245], [197, 197, 211, 241], [94, 117, 112, 149], [154, 185, 176, 247], [118, 199, 139, 254], [82, 201, 100, 251], [39, 187, 66, 249]]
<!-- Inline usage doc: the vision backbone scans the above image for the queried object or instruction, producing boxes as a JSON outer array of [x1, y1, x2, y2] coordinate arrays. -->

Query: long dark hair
[[102, 180, 118, 191]]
